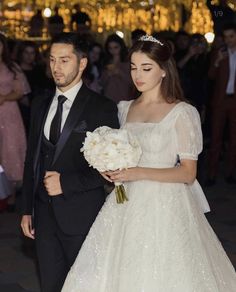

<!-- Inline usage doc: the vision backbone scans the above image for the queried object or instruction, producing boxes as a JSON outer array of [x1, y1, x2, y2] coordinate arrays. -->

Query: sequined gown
[[62, 101, 236, 292]]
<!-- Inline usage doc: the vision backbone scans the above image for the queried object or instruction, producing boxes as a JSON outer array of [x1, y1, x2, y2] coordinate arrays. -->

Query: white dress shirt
[[226, 48, 236, 94], [44, 80, 83, 140]]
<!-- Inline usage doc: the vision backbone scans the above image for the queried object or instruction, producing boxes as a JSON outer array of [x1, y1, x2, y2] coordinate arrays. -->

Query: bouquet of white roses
[[80, 126, 142, 203]]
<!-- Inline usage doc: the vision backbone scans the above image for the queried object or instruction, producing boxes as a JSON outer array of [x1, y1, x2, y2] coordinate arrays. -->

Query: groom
[[20, 33, 119, 292]]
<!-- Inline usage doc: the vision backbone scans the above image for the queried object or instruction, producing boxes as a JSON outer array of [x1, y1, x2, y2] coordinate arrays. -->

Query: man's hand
[[21, 215, 35, 239], [44, 171, 62, 196]]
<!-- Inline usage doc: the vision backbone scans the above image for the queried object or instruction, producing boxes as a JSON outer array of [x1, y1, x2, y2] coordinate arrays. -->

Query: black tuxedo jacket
[[21, 84, 119, 235]]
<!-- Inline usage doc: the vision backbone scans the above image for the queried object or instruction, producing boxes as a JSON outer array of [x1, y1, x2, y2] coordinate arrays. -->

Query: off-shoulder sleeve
[[175, 104, 203, 160], [117, 100, 132, 127]]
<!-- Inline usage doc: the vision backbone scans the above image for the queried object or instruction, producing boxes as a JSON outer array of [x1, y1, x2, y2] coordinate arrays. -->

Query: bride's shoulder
[[175, 101, 200, 121], [117, 100, 133, 111], [178, 101, 199, 113], [117, 100, 134, 126]]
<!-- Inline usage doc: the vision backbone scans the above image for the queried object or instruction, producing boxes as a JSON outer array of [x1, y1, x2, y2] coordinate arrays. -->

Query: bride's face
[[130, 51, 165, 93]]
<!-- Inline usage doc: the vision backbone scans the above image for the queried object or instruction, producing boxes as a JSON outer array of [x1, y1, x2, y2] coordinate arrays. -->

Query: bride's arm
[[106, 159, 197, 185]]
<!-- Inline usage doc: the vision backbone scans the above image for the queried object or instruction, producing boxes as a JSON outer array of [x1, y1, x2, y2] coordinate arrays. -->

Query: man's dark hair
[[51, 32, 88, 58]]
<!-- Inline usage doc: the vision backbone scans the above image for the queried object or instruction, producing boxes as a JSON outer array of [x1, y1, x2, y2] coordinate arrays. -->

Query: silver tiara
[[139, 35, 164, 46]]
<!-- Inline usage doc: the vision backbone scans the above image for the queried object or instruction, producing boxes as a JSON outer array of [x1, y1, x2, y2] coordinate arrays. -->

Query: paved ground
[[0, 164, 235, 292]]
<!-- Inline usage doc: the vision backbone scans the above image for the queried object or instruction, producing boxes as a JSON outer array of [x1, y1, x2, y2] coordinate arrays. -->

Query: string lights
[[1, 0, 233, 40]]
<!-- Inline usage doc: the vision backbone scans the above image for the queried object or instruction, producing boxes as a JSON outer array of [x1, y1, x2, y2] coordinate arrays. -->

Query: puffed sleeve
[[174, 104, 203, 160], [117, 100, 132, 127]]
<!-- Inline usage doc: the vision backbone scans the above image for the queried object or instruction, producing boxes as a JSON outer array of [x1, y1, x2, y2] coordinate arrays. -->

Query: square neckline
[[124, 100, 184, 125]]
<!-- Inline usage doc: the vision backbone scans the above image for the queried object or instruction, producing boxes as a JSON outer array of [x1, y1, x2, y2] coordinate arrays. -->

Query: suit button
[[48, 198, 52, 203]]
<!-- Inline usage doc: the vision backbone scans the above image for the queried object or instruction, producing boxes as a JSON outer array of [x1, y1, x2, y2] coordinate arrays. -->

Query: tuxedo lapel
[[52, 84, 91, 166], [33, 95, 54, 174]]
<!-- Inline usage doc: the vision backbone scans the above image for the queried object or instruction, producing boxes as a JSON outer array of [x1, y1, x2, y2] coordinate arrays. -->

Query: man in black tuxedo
[[20, 33, 119, 292]]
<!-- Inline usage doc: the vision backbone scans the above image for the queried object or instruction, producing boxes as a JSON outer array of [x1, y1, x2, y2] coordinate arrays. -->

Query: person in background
[[100, 34, 135, 103], [207, 22, 236, 186], [70, 3, 91, 34], [207, 0, 236, 35], [16, 41, 47, 133], [131, 28, 146, 46], [28, 9, 44, 38], [48, 6, 65, 39], [0, 33, 30, 212], [173, 30, 191, 62], [176, 33, 209, 116], [83, 42, 104, 93]]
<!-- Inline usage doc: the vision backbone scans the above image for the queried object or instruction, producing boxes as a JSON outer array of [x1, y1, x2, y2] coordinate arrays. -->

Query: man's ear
[[79, 57, 88, 72]]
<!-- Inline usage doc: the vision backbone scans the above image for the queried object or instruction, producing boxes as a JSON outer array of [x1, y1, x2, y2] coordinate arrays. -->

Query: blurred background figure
[[131, 29, 146, 45], [0, 33, 30, 212], [83, 42, 104, 93], [207, 0, 236, 35], [100, 34, 135, 103], [16, 41, 47, 134], [207, 22, 236, 186], [70, 3, 91, 34], [28, 9, 44, 38], [174, 30, 191, 62], [176, 33, 209, 118], [48, 6, 65, 38]]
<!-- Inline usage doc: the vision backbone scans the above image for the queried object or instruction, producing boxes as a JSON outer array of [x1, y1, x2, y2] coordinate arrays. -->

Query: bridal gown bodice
[[120, 100, 209, 212], [120, 101, 201, 169], [62, 101, 236, 292]]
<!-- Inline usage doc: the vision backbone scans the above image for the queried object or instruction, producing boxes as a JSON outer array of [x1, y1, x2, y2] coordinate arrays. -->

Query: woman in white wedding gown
[[62, 35, 236, 292]]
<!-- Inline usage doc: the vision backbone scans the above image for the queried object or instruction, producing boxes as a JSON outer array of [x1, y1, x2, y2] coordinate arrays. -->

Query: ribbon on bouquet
[[114, 182, 128, 204]]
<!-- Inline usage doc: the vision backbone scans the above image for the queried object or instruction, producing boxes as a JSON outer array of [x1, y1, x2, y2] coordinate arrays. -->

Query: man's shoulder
[[91, 91, 116, 107], [31, 89, 54, 110], [84, 87, 117, 112]]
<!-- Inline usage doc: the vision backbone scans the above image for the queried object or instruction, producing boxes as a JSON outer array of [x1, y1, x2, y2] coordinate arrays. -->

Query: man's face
[[223, 29, 236, 49], [50, 43, 87, 91]]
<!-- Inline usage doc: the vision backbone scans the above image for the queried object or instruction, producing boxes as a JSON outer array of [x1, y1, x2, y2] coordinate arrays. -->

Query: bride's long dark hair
[[129, 37, 185, 103]]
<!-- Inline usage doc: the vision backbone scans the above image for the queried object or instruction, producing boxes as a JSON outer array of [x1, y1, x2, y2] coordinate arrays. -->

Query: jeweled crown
[[139, 35, 164, 46]]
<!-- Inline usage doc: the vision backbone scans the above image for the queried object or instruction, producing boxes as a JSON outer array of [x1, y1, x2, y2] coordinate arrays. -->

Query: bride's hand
[[100, 171, 113, 183], [106, 167, 142, 182]]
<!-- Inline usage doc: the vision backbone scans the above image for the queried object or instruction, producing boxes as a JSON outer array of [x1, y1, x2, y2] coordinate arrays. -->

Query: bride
[[62, 35, 236, 291]]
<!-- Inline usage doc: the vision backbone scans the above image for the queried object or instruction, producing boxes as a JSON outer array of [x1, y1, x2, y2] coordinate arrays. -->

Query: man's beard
[[53, 69, 80, 88]]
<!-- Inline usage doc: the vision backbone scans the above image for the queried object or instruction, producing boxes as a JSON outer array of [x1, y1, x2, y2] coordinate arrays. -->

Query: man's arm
[[20, 100, 38, 215], [20, 98, 41, 239]]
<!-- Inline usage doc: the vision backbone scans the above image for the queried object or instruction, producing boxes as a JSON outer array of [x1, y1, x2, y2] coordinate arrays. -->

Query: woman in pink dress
[[100, 34, 135, 103], [0, 33, 30, 211]]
